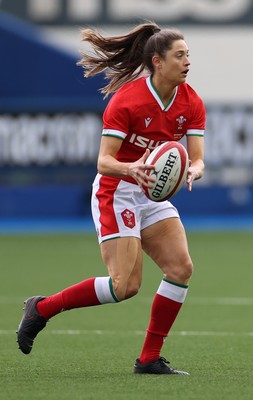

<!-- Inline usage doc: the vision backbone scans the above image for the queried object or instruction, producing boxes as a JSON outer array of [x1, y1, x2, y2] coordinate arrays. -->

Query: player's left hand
[[186, 161, 200, 192]]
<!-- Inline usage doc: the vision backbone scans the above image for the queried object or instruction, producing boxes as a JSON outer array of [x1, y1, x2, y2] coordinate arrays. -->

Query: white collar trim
[[146, 76, 178, 111]]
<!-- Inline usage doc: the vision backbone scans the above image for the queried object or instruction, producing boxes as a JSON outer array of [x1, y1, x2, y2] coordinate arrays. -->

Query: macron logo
[[145, 117, 152, 128]]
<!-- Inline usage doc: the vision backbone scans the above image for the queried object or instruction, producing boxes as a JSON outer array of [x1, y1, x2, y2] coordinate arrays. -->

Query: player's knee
[[125, 281, 141, 299], [111, 276, 140, 301], [164, 256, 193, 284], [181, 258, 193, 281]]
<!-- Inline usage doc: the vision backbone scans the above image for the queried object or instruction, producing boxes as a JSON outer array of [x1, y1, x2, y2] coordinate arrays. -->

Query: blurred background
[[0, 0, 253, 233]]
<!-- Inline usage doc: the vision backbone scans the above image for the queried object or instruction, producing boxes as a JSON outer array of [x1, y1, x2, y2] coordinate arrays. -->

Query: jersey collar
[[146, 76, 178, 111]]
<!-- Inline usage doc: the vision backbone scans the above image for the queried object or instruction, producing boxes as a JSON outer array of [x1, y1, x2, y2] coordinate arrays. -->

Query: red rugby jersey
[[102, 74, 206, 164]]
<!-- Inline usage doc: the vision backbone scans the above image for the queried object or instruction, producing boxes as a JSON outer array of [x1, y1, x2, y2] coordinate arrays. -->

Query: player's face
[[156, 40, 190, 85]]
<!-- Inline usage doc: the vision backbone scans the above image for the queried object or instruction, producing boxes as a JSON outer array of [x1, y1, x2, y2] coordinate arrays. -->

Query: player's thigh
[[100, 236, 143, 298], [141, 217, 193, 283]]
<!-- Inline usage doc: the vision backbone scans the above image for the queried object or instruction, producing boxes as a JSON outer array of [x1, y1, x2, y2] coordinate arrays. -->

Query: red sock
[[37, 278, 100, 320], [139, 293, 183, 364]]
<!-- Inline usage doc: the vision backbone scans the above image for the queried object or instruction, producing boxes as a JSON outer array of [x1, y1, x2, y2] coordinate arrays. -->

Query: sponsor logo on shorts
[[121, 209, 136, 229]]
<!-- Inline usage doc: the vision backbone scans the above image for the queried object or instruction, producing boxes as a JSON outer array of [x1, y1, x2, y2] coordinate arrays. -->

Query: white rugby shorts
[[91, 174, 180, 244]]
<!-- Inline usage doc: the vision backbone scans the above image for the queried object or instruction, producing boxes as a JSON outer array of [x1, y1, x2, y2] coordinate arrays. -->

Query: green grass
[[1, 232, 253, 400]]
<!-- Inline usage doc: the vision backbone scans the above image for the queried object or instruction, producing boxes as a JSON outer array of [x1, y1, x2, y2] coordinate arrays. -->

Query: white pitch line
[[48, 330, 253, 337], [1, 297, 253, 305], [2, 330, 253, 337], [187, 297, 253, 306], [139, 297, 253, 306]]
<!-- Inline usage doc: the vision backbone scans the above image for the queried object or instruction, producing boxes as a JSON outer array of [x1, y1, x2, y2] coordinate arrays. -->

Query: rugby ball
[[144, 141, 189, 202]]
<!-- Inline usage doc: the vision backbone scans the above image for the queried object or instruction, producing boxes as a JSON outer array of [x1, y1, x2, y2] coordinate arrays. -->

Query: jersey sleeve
[[102, 92, 130, 140], [186, 94, 206, 137]]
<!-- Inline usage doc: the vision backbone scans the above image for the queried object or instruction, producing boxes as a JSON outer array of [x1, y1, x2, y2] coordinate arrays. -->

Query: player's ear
[[152, 54, 162, 69]]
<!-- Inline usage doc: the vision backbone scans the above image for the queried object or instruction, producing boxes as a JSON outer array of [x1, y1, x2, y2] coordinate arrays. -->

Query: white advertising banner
[[0, 107, 252, 186]]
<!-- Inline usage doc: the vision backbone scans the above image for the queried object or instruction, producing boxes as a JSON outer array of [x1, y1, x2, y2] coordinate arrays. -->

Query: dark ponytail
[[77, 22, 160, 97]]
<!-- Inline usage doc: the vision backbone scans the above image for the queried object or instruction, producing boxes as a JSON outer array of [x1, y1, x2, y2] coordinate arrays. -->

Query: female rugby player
[[17, 22, 205, 375]]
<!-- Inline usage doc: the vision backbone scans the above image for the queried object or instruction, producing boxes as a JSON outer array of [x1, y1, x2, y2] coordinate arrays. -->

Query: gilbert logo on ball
[[144, 141, 189, 202]]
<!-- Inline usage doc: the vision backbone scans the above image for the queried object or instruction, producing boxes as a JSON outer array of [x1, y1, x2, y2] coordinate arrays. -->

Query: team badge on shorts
[[121, 209, 136, 229]]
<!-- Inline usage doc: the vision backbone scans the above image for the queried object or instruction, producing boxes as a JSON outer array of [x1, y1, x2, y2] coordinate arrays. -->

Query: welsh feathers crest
[[176, 115, 186, 130]]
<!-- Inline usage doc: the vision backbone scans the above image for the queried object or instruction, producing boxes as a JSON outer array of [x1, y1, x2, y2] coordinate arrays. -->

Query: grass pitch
[[1, 232, 253, 400]]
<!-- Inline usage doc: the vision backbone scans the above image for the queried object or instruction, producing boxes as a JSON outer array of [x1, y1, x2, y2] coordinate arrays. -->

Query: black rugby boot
[[16, 296, 47, 354], [133, 357, 190, 375]]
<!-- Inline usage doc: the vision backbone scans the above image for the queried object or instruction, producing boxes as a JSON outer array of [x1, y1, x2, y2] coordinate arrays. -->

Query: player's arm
[[97, 136, 154, 187], [186, 135, 205, 192]]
